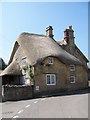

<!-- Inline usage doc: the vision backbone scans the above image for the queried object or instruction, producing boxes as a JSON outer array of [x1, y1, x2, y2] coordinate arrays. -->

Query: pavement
[[1, 90, 89, 119]]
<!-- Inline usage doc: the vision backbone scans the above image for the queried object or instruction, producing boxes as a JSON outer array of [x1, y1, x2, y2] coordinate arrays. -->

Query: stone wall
[[33, 57, 88, 96], [2, 85, 33, 102], [88, 69, 90, 80], [34, 57, 67, 94]]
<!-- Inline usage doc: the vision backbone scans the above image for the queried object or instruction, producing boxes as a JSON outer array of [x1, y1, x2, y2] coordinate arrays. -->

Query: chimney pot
[[46, 26, 54, 38], [67, 26, 72, 29]]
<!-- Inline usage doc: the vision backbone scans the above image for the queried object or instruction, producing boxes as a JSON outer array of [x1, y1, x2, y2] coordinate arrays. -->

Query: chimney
[[64, 25, 74, 43], [64, 25, 75, 55], [46, 26, 54, 38], [67, 25, 72, 29]]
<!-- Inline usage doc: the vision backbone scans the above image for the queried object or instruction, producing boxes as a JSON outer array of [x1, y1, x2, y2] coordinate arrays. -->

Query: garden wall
[[2, 85, 33, 102]]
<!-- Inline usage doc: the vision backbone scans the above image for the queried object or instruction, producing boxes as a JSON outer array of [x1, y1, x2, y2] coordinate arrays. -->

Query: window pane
[[47, 75, 50, 84], [48, 58, 53, 64], [51, 75, 55, 84], [70, 76, 75, 83], [70, 65, 75, 71], [22, 57, 27, 65]]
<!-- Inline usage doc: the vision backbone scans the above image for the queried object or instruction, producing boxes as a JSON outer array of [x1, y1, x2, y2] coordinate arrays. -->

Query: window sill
[[46, 84, 56, 86]]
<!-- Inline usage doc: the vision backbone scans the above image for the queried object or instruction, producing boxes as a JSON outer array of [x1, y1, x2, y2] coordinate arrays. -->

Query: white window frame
[[36, 86, 39, 91], [70, 76, 75, 83], [48, 57, 53, 64], [21, 57, 27, 66], [70, 65, 75, 71], [46, 74, 56, 85]]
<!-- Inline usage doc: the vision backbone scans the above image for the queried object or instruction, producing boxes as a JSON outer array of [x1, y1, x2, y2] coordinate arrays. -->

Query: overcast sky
[[0, 2, 89, 65]]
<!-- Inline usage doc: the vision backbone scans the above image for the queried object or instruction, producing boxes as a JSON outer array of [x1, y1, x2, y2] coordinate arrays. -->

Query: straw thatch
[[17, 32, 82, 65], [1, 32, 82, 76], [1, 60, 21, 76]]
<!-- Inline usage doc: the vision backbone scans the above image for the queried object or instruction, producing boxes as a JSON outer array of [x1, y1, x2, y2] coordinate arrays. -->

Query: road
[[2, 93, 88, 118]]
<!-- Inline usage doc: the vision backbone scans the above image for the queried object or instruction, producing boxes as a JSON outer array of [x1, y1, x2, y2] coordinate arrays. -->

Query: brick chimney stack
[[64, 26, 75, 55], [64, 25, 74, 44], [46, 26, 54, 39]]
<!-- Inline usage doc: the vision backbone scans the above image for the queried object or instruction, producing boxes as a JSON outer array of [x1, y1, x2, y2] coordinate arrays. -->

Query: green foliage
[[27, 64, 34, 79], [20, 62, 34, 79]]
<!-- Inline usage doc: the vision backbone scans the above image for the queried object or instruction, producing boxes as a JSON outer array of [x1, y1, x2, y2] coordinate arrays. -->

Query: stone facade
[[33, 57, 88, 96], [59, 26, 88, 69], [2, 85, 33, 101]]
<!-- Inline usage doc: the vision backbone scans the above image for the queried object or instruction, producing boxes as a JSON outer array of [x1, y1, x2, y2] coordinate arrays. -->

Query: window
[[70, 65, 75, 71], [21, 57, 27, 66], [22, 74, 26, 84], [48, 57, 53, 64], [21, 57, 27, 69], [36, 86, 39, 91], [70, 76, 75, 83], [46, 74, 56, 85]]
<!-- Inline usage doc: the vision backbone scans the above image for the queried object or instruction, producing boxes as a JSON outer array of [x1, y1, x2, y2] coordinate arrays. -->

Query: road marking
[[41, 98, 46, 101], [34, 101, 38, 103], [68, 115, 72, 118], [13, 115, 19, 118], [18, 110, 23, 114], [25, 105, 31, 108]]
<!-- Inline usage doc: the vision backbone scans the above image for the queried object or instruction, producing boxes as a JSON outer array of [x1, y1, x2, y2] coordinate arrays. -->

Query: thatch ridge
[[20, 32, 47, 37]]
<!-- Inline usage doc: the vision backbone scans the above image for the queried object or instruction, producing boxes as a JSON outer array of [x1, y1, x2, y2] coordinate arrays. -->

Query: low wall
[[0, 77, 2, 102], [2, 85, 33, 102]]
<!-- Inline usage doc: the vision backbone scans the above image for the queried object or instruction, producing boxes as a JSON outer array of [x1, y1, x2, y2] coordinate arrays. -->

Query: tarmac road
[[2, 93, 88, 118]]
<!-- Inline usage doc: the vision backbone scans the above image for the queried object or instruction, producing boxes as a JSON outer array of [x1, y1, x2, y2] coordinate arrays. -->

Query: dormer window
[[48, 57, 53, 64], [22, 57, 27, 65], [70, 65, 75, 71]]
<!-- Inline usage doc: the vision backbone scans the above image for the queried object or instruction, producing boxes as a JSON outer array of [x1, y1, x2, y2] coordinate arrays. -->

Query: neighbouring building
[[1, 26, 89, 98], [0, 58, 6, 98], [88, 68, 90, 81], [88, 68, 90, 87], [0, 58, 6, 74]]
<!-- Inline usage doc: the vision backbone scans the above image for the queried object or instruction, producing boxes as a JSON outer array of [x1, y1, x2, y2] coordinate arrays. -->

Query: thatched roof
[[1, 32, 82, 76], [17, 32, 82, 65], [1, 60, 21, 76]]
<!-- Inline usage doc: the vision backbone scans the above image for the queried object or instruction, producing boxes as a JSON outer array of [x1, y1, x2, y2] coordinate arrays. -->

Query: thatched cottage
[[1, 26, 89, 96]]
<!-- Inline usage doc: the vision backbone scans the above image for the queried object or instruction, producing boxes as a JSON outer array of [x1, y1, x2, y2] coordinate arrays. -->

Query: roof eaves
[[75, 45, 89, 62]]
